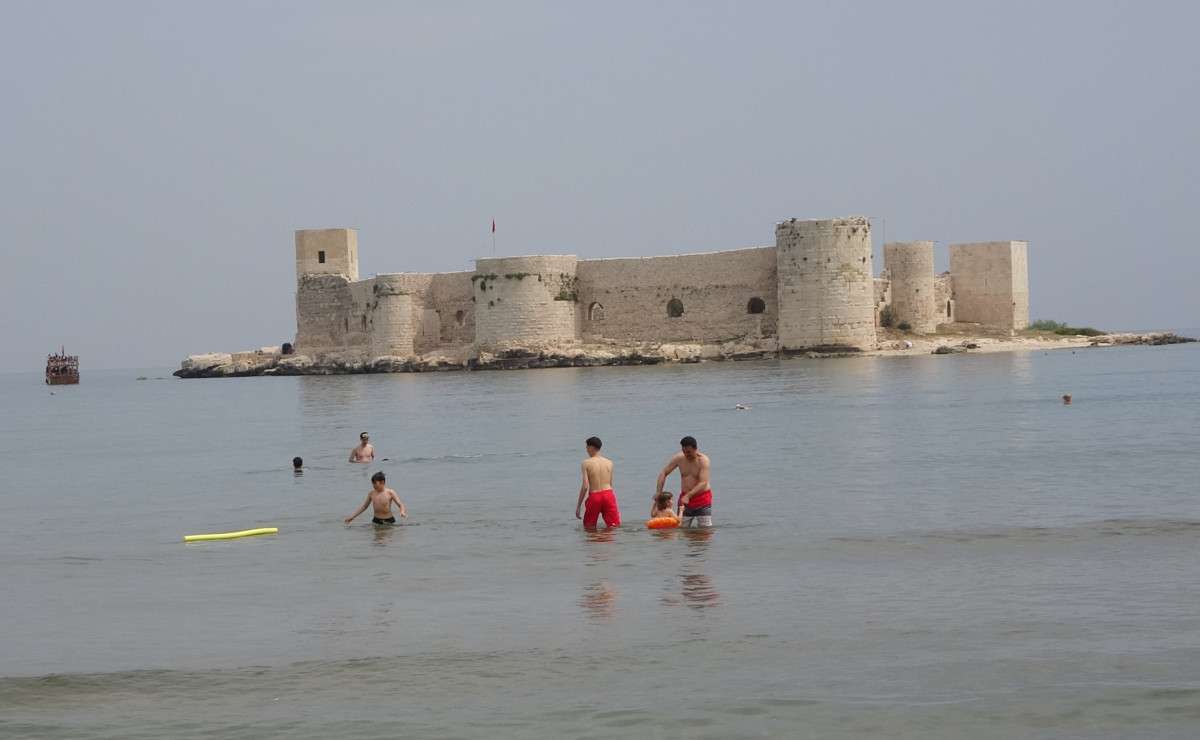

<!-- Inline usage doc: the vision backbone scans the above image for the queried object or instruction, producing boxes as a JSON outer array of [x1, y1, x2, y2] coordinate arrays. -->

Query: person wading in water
[[656, 436, 713, 527]]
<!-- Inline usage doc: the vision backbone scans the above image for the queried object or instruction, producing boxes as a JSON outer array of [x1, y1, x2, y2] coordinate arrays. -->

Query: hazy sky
[[2, 1, 1197, 371]]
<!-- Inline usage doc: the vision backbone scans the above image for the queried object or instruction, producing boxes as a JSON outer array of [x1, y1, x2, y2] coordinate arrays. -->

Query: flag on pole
[[491, 219, 496, 233]]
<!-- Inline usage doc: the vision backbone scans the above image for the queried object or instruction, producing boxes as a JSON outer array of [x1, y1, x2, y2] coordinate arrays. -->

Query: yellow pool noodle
[[183, 527, 278, 542]]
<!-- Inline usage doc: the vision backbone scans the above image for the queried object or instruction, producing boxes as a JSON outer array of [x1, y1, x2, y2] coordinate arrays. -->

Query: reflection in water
[[658, 528, 721, 610], [579, 580, 617, 621], [582, 527, 618, 559], [372, 523, 400, 546], [293, 469, 304, 478], [680, 573, 719, 610], [680, 528, 719, 609], [681, 526, 716, 551]]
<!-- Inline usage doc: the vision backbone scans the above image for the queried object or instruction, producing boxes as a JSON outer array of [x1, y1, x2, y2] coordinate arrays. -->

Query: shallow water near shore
[[3, 344, 1200, 738]]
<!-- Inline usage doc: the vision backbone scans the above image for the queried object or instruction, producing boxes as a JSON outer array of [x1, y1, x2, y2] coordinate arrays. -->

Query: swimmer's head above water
[[360, 432, 369, 442], [585, 436, 602, 456], [292, 456, 303, 469]]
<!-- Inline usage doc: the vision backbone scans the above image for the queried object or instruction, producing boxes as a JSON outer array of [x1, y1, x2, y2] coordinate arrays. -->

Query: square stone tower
[[295, 228, 359, 284], [948, 241, 1029, 330]]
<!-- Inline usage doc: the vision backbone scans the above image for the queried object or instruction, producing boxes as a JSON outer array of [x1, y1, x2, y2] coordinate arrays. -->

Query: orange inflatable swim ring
[[646, 516, 679, 530]]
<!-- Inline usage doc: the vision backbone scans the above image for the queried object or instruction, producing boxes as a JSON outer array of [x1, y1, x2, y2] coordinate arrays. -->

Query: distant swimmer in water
[[576, 436, 620, 528], [1062, 394, 1072, 405], [345, 471, 407, 525], [292, 456, 303, 476], [735, 403, 751, 410], [349, 432, 375, 463], [657, 436, 713, 528]]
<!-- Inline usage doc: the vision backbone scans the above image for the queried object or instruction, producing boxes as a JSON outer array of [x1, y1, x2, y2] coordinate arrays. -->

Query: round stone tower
[[369, 275, 416, 357], [883, 241, 938, 333], [775, 216, 876, 351], [473, 255, 579, 349]]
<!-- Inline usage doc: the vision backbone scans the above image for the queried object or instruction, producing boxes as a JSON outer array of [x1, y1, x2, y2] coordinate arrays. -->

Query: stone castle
[[291, 217, 1028, 360]]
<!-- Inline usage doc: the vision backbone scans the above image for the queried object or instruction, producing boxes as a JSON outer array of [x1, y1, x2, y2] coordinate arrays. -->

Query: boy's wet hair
[[371, 471, 386, 483], [680, 436, 697, 449], [586, 436, 602, 450], [292, 456, 303, 468], [655, 491, 673, 508]]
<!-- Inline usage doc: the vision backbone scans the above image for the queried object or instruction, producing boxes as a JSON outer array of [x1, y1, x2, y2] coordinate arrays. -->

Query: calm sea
[[2, 342, 1199, 739]]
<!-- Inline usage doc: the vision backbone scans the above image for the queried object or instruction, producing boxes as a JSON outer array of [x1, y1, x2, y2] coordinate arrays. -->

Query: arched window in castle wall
[[667, 298, 684, 318], [455, 310, 465, 327], [588, 302, 605, 321], [747, 297, 766, 314]]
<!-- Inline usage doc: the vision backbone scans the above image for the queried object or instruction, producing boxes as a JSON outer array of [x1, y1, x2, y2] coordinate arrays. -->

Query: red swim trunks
[[683, 489, 713, 511], [583, 489, 621, 528]]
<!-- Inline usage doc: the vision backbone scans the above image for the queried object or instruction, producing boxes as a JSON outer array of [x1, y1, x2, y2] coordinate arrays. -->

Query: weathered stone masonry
[[291, 218, 1030, 360]]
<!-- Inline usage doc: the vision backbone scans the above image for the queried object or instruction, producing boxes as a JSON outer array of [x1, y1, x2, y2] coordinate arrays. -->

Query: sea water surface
[[2, 344, 1200, 739]]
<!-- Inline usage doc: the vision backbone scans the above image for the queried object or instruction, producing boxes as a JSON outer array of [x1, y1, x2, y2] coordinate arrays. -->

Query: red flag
[[491, 219, 496, 233]]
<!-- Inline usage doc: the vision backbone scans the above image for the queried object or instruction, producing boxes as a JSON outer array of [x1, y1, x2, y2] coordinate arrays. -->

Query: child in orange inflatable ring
[[647, 492, 681, 528]]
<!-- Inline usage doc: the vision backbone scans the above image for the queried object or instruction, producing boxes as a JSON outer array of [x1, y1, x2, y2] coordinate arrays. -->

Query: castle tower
[[775, 217, 876, 351], [295, 228, 359, 284], [368, 275, 416, 357], [473, 255, 579, 349], [884, 241, 938, 333], [948, 241, 1029, 330]]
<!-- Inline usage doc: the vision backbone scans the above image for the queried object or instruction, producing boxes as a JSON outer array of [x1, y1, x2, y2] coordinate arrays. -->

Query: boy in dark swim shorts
[[344, 471, 408, 525]]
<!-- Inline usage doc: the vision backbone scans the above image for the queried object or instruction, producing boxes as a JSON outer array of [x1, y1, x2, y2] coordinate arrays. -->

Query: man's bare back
[[583, 455, 613, 492]]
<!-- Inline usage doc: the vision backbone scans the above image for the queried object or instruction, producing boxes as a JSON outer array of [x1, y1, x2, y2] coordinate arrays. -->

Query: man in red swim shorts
[[656, 436, 713, 528], [575, 436, 620, 528]]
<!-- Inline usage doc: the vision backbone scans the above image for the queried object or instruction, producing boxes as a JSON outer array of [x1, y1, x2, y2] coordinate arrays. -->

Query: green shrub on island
[[1031, 319, 1104, 336], [880, 305, 894, 328], [1030, 319, 1067, 331], [897, 321, 912, 332], [1054, 326, 1104, 337]]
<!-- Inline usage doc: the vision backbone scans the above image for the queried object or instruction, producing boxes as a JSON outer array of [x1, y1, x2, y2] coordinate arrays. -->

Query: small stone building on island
[[291, 217, 1028, 360]]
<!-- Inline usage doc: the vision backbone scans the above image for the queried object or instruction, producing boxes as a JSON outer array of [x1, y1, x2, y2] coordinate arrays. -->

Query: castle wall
[[429, 273, 475, 347], [884, 241, 937, 333], [934, 273, 954, 324], [295, 274, 359, 354], [575, 248, 777, 343], [289, 220, 1031, 358], [473, 256, 579, 349], [776, 217, 876, 350], [359, 272, 474, 352], [948, 241, 1029, 330], [873, 277, 891, 327]]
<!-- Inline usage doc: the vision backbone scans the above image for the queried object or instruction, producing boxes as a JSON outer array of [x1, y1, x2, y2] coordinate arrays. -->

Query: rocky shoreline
[[173, 332, 1195, 379]]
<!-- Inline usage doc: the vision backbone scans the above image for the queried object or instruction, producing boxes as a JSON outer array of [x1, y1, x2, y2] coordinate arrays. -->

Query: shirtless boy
[[575, 436, 621, 528], [345, 471, 408, 525], [349, 432, 375, 463], [656, 436, 713, 527]]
